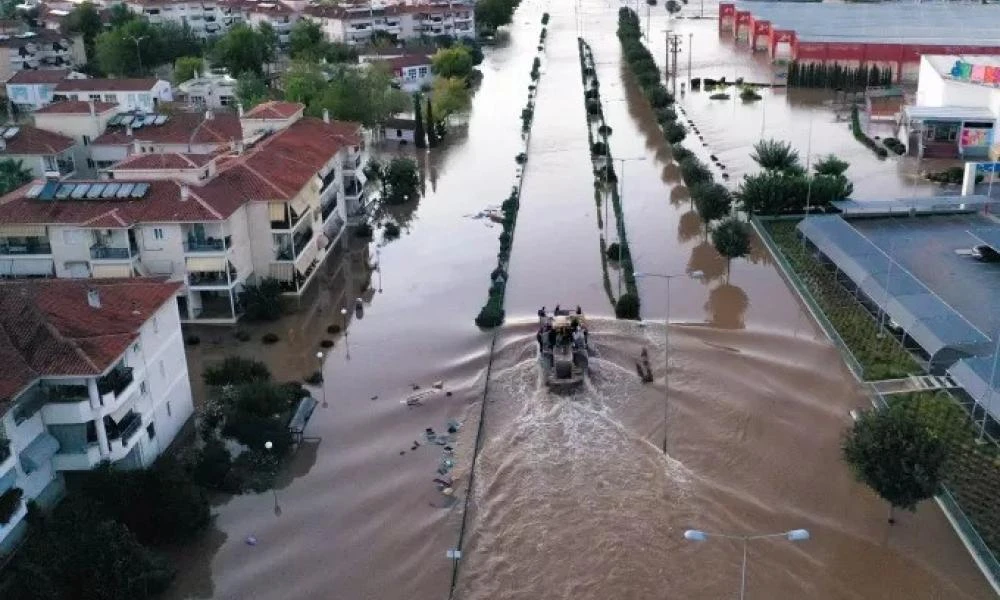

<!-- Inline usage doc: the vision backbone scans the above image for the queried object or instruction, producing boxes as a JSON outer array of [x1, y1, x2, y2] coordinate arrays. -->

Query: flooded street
[[169, 0, 995, 598]]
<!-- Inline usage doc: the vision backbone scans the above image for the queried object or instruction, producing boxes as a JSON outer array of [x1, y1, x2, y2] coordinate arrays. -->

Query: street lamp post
[[635, 270, 703, 454], [264, 441, 280, 516], [126, 35, 147, 75], [340, 307, 350, 360], [316, 351, 327, 408], [605, 156, 646, 296], [684, 528, 810, 600]]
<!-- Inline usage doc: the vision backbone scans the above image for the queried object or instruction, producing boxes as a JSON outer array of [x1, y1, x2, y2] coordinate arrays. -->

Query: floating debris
[[245, 536, 258, 546]]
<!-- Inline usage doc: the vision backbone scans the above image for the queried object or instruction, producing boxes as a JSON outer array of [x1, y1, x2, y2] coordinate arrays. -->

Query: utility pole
[[666, 33, 682, 98], [688, 33, 693, 85]]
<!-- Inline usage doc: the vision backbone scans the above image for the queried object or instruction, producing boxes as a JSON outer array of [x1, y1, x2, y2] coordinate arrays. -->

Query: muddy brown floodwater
[[166, 0, 995, 598]]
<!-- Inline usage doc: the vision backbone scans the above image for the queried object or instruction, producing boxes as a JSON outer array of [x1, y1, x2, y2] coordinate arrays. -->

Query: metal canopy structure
[[903, 106, 996, 122], [948, 354, 1000, 422], [831, 195, 996, 216], [798, 216, 992, 369]]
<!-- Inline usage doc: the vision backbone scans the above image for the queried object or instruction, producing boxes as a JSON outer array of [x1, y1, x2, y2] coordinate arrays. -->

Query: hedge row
[[850, 104, 888, 158], [786, 61, 894, 92], [580, 37, 641, 319], [475, 17, 550, 328]]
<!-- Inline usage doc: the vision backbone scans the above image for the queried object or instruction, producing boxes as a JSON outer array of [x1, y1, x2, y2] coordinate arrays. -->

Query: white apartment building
[[124, 0, 244, 38], [53, 78, 172, 113], [32, 99, 121, 149], [176, 70, 237, 109], [302, 0, 475, 46], [0, 30, 86, 89], [0, 277, 194, 553], [239, 0, 298, 46], [5, 68, 86, 112], [0, 105, 368, 323]]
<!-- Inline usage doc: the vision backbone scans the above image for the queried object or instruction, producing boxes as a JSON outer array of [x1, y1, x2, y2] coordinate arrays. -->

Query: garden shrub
[[615, 293, 640, 320], [663, 121, 687, 144], [240, 278, 284, 322], [203, 356, 271, 386], [384, 222, 401, 239], [679, 156, 713, 187], [261, 332, 280, 344], [850, 105, 889, 158]]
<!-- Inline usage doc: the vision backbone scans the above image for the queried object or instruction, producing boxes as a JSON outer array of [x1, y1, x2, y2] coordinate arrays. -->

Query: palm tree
[[0, 159, 32, 195], [750, 139, 802, 174]]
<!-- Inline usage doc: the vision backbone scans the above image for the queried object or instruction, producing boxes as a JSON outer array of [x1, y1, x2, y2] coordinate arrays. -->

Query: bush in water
[[615, 293, 640, 320]]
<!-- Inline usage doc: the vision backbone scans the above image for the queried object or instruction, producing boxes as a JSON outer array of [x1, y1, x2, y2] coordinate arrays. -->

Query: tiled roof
[[198, 117, 361, 202], [387, 54, 432, 69], [0, 30, 71, 50], [243, 101, 304, 120], [92, 111, 242, 147], [112, 152, 217, 170], [34, 100, 119, 115], [1, 125, 75, 155], [0, 178, 239, 225], [0, 278, 181, 407], [6, 68, 69, 85], [56, 78, 161, 93]]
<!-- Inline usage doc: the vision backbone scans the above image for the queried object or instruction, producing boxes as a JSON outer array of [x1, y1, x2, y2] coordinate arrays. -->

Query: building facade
[[53, 78, 173, 113], [123, 0, 243, 38], [0, 30, 85, 90], [302, 0, 475, 46], [0, 278, 194, 553], [0, 124, 80, 179], [0, 106, 368, 323], [5, 69, 86, 112]]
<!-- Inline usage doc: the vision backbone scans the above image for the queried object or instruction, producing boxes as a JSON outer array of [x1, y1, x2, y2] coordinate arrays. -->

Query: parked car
[[971, 245, 1000, 263]]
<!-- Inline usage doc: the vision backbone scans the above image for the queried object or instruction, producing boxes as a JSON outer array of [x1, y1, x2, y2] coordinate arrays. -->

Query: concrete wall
[[49, 225, 96, 277], [137, 223, 185, 279], [34, 109, 118, 147]]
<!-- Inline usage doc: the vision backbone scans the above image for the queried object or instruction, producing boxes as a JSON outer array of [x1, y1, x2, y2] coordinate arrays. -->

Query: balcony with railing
[[270, 202, 309, 231], [184, 236, 231, 252], [273, 227, 314, 261], [321, 197, 338, 222], [0, 237, 51, 255], [0, 438, 11, 465], [187, 263, 238, 288], [344, 178, 363, 198], [90, 229, 137, 261], [342, 152, 362, 171], [97, 366, 134, 397]]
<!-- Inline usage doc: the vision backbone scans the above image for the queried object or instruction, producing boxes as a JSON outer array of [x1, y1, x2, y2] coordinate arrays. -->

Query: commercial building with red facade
[[719, 2, 1000, 83]]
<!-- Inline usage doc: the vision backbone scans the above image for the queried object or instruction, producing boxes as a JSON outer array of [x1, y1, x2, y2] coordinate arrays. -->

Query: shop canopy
[[798, 216, 992, 369], [903, 105, 996, 122]]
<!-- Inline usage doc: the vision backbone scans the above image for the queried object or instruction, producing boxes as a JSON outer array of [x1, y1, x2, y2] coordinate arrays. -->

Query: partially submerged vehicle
[[537, 309, 591, 389]]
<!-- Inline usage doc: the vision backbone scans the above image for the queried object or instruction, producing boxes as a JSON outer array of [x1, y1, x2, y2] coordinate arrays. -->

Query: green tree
[[203, 356, 272, 387], [383, 156, 420, 204], [843, 405, 948, 524], [107, 3, 136, 27], [691, 182, 732, 229], [431, 45, 474, 79], [95, 20, 201, 76], [240, 277, 284, 321], [0, 158, 32, 195], [324, 41, 359, 64], [412, 93, 426, 149], [426, 97, 439, 147], [431, 76, 471, 118], [173, 56, 204, 84], [750, 138, 802, 173], [212, 24, 274, 76], [711, 217, 751, 278], [665, 0, 682, 15], [813, 153, 850, 177], [289, 19, 325, 60], [663, 121, 686, 144], [475, 0, 520, 32], [236, 70, 269, 108], [615, 293, 640, 320], [282, 61, 327, 106], [7, 500, 175, 599], [318, 64, 408, 129], [64, 1, 103, 60]]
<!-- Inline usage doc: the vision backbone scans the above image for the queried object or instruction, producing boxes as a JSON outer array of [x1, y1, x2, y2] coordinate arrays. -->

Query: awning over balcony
[[1, 258, 53, 276], [186, 256, 227, 272], [295, 238, 319, 275], [92, 263, 133, 278], [20, 432, 60, 474], [0, 225, 46, 237]]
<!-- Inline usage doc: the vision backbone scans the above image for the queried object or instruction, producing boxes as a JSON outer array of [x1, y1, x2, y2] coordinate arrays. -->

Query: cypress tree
[[413, 93, 426, 149], [870, 65, 880, 88], [425, 97, 438, 148]]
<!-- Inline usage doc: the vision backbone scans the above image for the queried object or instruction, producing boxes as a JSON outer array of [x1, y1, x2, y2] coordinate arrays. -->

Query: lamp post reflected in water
[[340, 307, 350, 360], [316, 351, 326, 408]]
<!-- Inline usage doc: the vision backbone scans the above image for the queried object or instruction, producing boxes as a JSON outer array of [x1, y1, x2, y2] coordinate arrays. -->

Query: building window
[[418, 66, 428, 77], [159, 360, 165, 379], [88, 94, 100, 101], [152, 316, 159, 332], [103, 94, 115, 103], [133, 342, 140, 352], [140, 381, 148, 395], [63, 229, 83, 244], [166, 401, 172, 417], [153, 228, 164, 240], [82, 134, 90, 146], [146, 422, 156, 439]]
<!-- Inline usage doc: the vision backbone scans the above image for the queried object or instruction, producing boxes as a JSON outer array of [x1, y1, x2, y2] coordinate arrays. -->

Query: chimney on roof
[[180, 184, 190, 202], [237, 102, 244, 118], [88, 99, 95, 117], [323, 108, 330, 124], [205, 110, 214, 121], [87, 288, 101, 309], [133, 139, 141, 154], [126, 124, 133, 137]]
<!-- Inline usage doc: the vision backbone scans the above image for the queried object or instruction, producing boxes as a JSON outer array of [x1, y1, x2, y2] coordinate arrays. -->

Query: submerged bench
[[288, 396, 318, 443]]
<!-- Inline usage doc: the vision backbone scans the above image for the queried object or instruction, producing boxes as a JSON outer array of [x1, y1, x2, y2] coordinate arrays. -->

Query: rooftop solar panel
[[131, 183, 150, 198], [116, 182, 135, 198], [3, 127, 20, 139], [25, 184, 44, 198], [119, 115, 134, 125], [143, 115, 157, 126], [154, 115, 168, 125], [107, 115, 122, 126], [101, 183, 121, 198], [55, 184, 74, 199], [86, 183, 107, 199], [70, 183, 91, 198], [38, 180, 59, 200]]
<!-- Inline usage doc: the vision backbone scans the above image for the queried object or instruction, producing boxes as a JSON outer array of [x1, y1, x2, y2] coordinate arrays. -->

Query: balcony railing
[[321, 200, 337, 222], [45, 384, 90, 404], [184, 236, 231, 252], [188, 269, 237, 287], [344, 180, 363, 197], [119, 413, 143, 446], [0, 242, 51, 255], [90, 245, 131, 260], [97, 367, 134, 397], [342, 154, 362, 170]]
